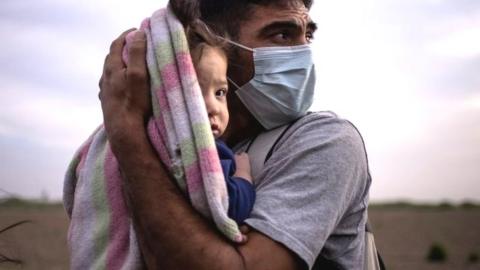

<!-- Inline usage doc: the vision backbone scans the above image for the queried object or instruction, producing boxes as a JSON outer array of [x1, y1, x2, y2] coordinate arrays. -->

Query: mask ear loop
[[216, 36, 254, 52], [222, 39, 253, 90], [227, 77, 242, 89]]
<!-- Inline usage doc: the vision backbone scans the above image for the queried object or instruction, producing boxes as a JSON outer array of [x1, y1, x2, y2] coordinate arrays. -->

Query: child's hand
[[234, 152, 252, 183]]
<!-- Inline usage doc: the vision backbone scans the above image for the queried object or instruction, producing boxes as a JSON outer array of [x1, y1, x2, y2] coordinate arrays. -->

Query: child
[[187, 21, 255, 224]]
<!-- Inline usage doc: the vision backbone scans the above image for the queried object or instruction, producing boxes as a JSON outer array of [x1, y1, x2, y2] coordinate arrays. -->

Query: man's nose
[[300, 36, 309, 45], [296, 34, 309, 45]]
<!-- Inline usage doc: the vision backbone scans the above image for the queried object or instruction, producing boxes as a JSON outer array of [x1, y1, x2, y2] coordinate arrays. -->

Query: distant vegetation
[[0, 197, 63, 209], [369, 200, 480, 210], [426, 243, 448, 263], [2, 197, 479, 210], [467, 252, 479, 264]]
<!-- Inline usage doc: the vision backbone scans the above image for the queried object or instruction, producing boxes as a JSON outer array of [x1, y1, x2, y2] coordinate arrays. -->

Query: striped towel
[[63, 7, 243, 270]]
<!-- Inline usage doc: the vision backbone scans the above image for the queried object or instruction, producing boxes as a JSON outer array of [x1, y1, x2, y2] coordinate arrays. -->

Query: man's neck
[[222, 98, 264, 147]]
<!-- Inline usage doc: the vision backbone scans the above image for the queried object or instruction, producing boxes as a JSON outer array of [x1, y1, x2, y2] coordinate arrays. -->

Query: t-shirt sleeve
[[244, 113, 369, 269]]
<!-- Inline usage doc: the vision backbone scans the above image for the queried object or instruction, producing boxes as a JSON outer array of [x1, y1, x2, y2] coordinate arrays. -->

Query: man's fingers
[[127, 30, 147, 83], [102, 53, 111, 76], [110, 28, 136, 55], [240, 225, 251, 234], [100, 28, 136, 101], [107, 28, 136, 73]]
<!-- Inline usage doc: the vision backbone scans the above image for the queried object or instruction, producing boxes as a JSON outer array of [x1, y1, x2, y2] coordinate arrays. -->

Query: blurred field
[[0, 199, 69, 270], [370, 203, 480, 270], [1, 199, 479, 269]]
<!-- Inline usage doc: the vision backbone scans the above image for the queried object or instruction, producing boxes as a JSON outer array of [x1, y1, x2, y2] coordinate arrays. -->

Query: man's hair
[[169, 0, 229, 64], [170, 0, 313, 40], [202, 0, 312, 39]]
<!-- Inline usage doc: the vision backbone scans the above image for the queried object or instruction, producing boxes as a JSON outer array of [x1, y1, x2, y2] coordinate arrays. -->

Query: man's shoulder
[[290, 111, 359, 132], [271, 110, 370, 195], [281, 111, 366, 151]]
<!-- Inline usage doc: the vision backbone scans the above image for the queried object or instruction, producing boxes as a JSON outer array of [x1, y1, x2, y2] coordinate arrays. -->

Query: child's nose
[[206, 96, 219, 116]]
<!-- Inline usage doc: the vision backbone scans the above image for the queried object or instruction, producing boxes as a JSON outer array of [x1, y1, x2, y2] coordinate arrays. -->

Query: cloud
[[310, 0, 480, 202], [465, 94, 480, 110], [0, 15, 108, 99], [0, 76, 102, 149], [360, 0, 480, 98], [0, 0, 478, 201], [427, 24, 480, 59], [0, 135, 72, 199], [0, 0, 171, 100], [370, 102, 480, 202], [0, 0, 168, 200]]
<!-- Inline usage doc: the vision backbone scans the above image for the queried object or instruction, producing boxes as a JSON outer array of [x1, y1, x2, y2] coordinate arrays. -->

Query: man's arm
[[99, 30, 304, 270]]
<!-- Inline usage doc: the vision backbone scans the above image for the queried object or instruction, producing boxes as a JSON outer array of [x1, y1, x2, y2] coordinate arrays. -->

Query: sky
[[0, 0, 479, 202]]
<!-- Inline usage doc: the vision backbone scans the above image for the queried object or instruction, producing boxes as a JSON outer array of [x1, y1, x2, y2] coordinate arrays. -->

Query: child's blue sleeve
[[226, 176, 256, 224], [215, 139, 256, 224]]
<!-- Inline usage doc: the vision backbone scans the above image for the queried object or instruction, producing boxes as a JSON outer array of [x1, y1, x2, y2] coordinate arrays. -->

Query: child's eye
[[216, 88, 228, 97]]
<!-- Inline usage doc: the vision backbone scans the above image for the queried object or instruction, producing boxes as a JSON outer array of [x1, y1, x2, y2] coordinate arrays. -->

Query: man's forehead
[[246, 3, 312, 29], [232, 2, 316, 50]]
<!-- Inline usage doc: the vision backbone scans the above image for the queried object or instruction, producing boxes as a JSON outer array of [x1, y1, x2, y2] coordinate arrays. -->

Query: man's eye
[[306, 31, 314, 43], [216, 88, 227, 97], [276, 32, 289, 40], [271, 31, 291, 43]]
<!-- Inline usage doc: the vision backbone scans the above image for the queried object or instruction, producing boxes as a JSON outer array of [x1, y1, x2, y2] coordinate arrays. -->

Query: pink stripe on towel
[[104, 146, 129, 270]]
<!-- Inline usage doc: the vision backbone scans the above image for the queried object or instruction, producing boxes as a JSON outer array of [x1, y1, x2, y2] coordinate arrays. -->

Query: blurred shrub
[[426, 243, 447, 263], [437, 201, 453, 210], [459, 201, 479, 210], [0, 197, 62, 209], [467, 252, 479, 264]]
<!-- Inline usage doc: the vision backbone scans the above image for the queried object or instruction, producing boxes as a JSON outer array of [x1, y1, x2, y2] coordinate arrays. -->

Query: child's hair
[[187, 20, 228, 65], [169, 0, 230, 63]]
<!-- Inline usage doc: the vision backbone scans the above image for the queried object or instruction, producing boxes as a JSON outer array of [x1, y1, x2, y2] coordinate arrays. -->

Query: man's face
[[228, 1, 316, 86]]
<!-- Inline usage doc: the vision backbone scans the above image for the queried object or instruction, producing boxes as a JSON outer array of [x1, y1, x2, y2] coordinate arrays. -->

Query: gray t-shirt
[[236, 112, 370, 270]]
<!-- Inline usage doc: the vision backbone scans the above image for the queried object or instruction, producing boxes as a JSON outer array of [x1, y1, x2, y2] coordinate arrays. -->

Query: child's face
[[194, 46, 229, 138]]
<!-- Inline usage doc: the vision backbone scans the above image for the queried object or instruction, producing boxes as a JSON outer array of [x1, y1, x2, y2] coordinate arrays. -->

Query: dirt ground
[[369, 208, 480, 270], [0, 204, 479, 269], [0, 206, 69, 270]]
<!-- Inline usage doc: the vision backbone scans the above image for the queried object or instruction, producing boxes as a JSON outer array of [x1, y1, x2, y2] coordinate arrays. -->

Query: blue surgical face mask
[[224, 39, 316, 130]]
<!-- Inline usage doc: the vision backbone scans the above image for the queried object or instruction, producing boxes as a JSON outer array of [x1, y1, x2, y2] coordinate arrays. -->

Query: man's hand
[[99, 29, 151, 150]]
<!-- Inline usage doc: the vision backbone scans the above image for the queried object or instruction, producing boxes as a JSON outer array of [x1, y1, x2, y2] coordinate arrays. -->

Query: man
[[99, 0, 371, 269]]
